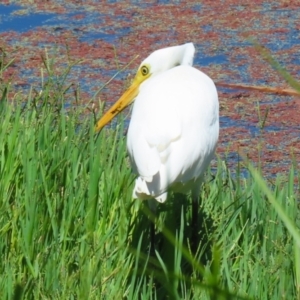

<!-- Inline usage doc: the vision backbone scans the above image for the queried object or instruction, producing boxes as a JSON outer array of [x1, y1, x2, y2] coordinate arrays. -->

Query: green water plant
[[0, 48, 299, 299]]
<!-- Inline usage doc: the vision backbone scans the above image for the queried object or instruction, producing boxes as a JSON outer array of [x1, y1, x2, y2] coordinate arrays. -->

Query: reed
[[0, 50, 299, 300]]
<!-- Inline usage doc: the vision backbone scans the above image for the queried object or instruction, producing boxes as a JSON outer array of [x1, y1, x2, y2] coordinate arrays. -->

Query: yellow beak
[[95, 71, 150, 132]]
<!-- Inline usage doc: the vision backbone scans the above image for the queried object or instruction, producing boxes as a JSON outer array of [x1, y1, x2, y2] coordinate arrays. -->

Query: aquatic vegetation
[[0, 0, 299, 176]]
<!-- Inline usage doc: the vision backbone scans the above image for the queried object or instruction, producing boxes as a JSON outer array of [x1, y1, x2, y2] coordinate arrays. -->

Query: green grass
[[0, 52, 299, 300]]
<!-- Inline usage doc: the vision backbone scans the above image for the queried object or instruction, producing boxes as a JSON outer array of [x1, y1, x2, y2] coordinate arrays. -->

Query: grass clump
[[0, 51, 299, 299]]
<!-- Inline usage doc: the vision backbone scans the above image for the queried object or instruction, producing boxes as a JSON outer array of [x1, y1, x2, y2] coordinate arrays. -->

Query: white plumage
[[95, 43, 219, 205]]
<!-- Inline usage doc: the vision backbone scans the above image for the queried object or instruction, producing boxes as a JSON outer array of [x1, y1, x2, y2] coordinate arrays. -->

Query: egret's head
[[95, 43, 195, 132], [140, 42, 195, 76]]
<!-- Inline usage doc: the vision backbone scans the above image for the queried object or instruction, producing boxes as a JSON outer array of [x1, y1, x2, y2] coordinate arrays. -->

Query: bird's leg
[[191, 184, 201, 254], [150, 221, 155, 256], [192, 196, 198, 232], [147, 199, 157, 255], [191, 195, 199, 252]]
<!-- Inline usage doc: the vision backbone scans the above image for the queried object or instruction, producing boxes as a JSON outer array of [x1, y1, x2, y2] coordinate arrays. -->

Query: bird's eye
[[141, 65, 149, 76]]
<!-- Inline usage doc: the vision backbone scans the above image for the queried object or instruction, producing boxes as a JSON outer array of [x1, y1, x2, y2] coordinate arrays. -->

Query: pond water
[[0, 1, 299, 178]]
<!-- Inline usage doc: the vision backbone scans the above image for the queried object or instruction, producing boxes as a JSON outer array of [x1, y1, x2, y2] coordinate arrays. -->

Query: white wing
[[127, 65, 219, 202]]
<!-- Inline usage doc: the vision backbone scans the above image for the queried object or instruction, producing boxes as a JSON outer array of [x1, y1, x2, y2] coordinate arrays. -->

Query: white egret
[[95, 43, 219, 249]]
